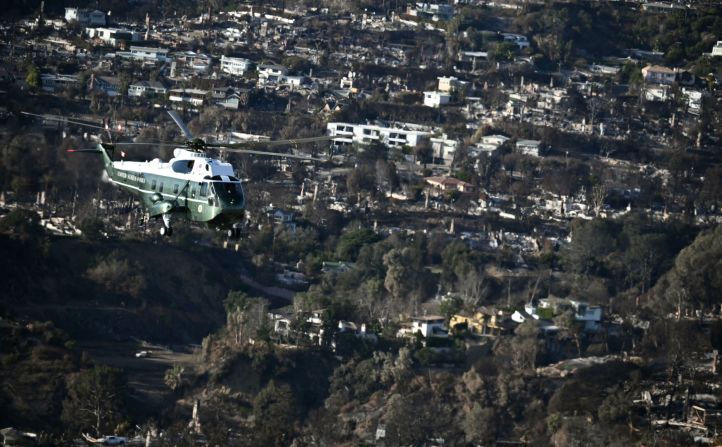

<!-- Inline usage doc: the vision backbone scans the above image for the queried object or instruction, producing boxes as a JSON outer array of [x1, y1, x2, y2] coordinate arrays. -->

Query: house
[[85, 27, 141, 46], [337, 320, 376, 341], [450, 310, 511, 336], [220, 55, 253, 76], [65, 7, 106, 26], [398, 315, 448, 338], [128, 81, 167, 98], [168, 88, 208, 107], [327, 122, 430, 149], [124, 46, 170, 63], [430, 134, 458, 165], [407, 3, 455, 21], [173, 51, 212, 72], [475, 134, 510, 154], [515, 297, 603, 333], [217, 92, 245, 109], [423, 91, 451, 108], [257, 64, 288, 85], [437, 76, 468, 93], [424, 176, 475, 194], [642, 65, 677, 85], [91, 75, 121, 96], [712, 41, 722, 57], [516, 139, 542, 157], [458, 51, 488, 63], [40, 73, 78, 92]]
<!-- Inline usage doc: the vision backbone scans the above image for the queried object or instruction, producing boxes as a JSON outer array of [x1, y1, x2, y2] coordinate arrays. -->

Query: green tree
[[164, 365, 184, 391], [654, 225, 722, 317], [224, 291, 267, 347], [61, 365, 127, 437], [25, 63, 40, 89], [336, 228, 380, 260], [383, 247, 424, 311]]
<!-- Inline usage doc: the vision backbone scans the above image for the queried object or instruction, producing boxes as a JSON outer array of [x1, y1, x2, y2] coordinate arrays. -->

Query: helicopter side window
[[151, 180, 157, 190], [159, 182, 164, 193], [199, 182, 208, 197], [190, 187, 196, 198], [173, 184, 179, 194]]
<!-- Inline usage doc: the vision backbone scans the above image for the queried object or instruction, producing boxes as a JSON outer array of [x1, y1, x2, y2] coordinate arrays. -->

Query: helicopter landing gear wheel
[[160, 214, 172, 237]]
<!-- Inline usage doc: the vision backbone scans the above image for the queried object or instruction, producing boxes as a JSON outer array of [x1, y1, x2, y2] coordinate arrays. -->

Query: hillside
[[1, 231, 248, 344]]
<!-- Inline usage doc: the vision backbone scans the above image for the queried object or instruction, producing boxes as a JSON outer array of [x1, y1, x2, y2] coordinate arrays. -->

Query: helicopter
[[22, 111, 330, 237]]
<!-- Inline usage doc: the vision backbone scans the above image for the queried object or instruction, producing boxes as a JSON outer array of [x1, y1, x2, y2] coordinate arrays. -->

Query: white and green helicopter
[[23, 111, 329, 237]]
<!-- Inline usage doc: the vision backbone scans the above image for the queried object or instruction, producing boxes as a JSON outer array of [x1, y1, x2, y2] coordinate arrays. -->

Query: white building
[[126, 46, 170, 63], [327, 122, 430, 149], [408, 316, 448, 338], [65, 8, 106, 26], [516, 139, 542, 157], [128, 81, 167, 97], [712, 41, 722, 57], [220, 55, 253, 76], [257, 64, 288, 85], [430, 134, 458, 165], [458, 51, 488, 63], [340, 71, 356, 90], [423, 91, 451, 108], [86, 27, 141, 46], [642, 65, 676, 85], [168, 88, 208, 107], [407, 3, 455, 21], [513, 297, 602, 333], [475, 134, 510, 154], [437, 76, 468, 93]]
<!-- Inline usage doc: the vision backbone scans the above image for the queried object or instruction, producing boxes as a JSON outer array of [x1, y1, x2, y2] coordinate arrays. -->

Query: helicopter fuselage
[[99, 144, 245, 228]]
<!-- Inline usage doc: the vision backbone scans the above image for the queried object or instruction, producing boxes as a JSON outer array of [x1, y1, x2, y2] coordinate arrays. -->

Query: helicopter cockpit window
[[199, 182, 208, 197], [215, 182, 244, 204]]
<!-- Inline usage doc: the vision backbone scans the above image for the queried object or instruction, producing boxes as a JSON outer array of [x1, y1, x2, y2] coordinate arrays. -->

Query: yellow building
[[450, 310, 509, 336]]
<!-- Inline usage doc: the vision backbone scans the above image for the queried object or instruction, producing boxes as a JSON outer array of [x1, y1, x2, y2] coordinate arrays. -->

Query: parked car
[[135, 350, 150, 358], [102, 435, 128, 445]]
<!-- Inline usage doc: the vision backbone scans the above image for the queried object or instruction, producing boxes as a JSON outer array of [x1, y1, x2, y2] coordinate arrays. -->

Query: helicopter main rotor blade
[[215, 147, 326, 161], [167, 110, 193, 140], [112, 142, 182, 147], [21, 112, 124, 133], [209, 135, 333, 149]]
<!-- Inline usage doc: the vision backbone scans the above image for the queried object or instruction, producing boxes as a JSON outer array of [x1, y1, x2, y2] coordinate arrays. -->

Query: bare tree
[[590, 183, 607, 216], [457, 269, 488, 310]]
